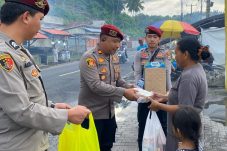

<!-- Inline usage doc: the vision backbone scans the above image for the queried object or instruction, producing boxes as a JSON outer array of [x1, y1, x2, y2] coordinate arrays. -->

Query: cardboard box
[[144, 68, 166, 94]]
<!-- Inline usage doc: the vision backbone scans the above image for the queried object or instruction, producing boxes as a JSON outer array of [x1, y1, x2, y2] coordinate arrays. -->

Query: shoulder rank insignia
[[86, 58, 96, 68], [98, 57, 105, 63], [0, 53, 14, 72], [9, 40, 20, 50]]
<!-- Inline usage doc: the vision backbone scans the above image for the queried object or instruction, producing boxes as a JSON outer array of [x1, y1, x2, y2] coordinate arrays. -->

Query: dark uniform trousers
[[137, 103, 167, 151], [82, 116, 117, 151], [95, 116, 117, 151]]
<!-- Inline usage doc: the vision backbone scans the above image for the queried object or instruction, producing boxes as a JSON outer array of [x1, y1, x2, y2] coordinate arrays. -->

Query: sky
[[140, 0, 224, 16]]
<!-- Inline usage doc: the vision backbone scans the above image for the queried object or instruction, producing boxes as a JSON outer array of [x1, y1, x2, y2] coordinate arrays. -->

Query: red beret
[[5, 0, 49, 16], [101, 24, 124, 41], [145, 25, 162, 37]]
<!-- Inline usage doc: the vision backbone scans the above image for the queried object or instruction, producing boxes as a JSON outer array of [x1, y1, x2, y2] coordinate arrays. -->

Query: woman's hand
[[148, 98, 160, 112], [151, 92, 168, 103]]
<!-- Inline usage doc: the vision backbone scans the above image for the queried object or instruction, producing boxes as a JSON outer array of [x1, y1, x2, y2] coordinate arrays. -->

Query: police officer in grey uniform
[[134, 25, 172, 151], [79, 24, 138, 151], [0, 1, 90, 151]]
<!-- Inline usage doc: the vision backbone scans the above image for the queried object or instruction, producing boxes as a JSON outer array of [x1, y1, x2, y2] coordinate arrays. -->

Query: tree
[[0, 1, 4, 7], [125, 0, 144, 16]]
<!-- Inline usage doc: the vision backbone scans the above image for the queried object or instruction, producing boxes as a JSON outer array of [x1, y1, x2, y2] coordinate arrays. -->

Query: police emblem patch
[[0, 53, 14, 72], [86, 58, 96, 68]]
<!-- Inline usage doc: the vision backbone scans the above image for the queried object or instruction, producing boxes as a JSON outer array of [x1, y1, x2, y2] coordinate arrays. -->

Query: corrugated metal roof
[[43, 29, 70, 36], [33, 32, 48, 39], [84, 27, 101, 33]]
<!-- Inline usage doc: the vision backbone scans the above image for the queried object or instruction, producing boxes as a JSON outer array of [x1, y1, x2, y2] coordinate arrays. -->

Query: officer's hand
[[68, 105, 91, 124], [127, 84, 136, 88], [55, 103, 72, 109], [123, 88, 139, 101]]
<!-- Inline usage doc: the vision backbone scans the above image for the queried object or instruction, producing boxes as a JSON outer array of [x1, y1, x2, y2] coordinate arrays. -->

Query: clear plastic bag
[[142, 111, 166, 151]]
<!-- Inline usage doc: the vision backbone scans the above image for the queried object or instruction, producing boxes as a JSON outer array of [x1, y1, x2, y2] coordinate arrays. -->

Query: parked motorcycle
[[117, 46, 127, 64]]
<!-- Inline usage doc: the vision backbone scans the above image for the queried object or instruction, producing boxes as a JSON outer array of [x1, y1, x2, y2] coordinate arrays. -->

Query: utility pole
[[186, 4, 197, 16], [181, 0, 183, 21], [200, 0, 203, 19], [206, 0, 214, 18], [206, 0, 211, 18]]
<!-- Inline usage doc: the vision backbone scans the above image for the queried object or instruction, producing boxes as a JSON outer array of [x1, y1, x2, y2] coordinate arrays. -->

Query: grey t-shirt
[[166, 63, 208, 151], [168, 63, 208, 111]]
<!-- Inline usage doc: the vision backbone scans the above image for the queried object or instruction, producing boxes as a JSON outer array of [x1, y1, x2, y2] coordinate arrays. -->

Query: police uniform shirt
[[0, 32, 68, 151], [134, 47, 172, 91], [78, 47, 131, 120]]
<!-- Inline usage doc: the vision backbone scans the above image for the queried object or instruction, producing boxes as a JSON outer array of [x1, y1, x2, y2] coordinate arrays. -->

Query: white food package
[[134, 88, 154, 103]]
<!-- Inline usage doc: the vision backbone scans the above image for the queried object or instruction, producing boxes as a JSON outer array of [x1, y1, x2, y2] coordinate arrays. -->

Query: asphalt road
[[42, 50, 135, 105]]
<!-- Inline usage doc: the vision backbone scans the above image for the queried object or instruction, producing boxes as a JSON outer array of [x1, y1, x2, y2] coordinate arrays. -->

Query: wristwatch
[[50, 103, 55, 108]]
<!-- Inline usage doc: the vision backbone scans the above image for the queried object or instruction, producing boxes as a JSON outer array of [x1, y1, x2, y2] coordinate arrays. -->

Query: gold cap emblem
[[109, 30, 117, 37], [35, 0, 47, 9]]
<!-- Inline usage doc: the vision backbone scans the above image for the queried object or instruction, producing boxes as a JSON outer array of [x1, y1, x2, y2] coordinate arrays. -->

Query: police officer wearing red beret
[[134, 25, 172, 151], [79, 24, 138, 151], [0, 1, 91, 151]]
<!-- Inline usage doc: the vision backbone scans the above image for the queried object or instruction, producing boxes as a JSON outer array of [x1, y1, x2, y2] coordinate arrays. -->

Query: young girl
[[172, 106, 202, 151]]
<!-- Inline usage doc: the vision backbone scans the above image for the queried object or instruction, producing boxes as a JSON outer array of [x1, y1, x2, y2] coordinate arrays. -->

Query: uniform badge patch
[[0, 53, 14, 72], [86, 58, 96, 68], [98, 57, 105, 63], [112, 55, 119, 62], [31, 69, 39, 77], [100, 67, 107, 73], [156, 52, 164, 58], [98, 50, 103, 54], [100, 75, 106, 80], [141, 52, 148, 58]]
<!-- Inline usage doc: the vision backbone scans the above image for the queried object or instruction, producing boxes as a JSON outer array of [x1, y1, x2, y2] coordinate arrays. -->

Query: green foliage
[[0, 0, 223, 38], [126, 0, 144, 14], [0, 1, 3, 7]]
